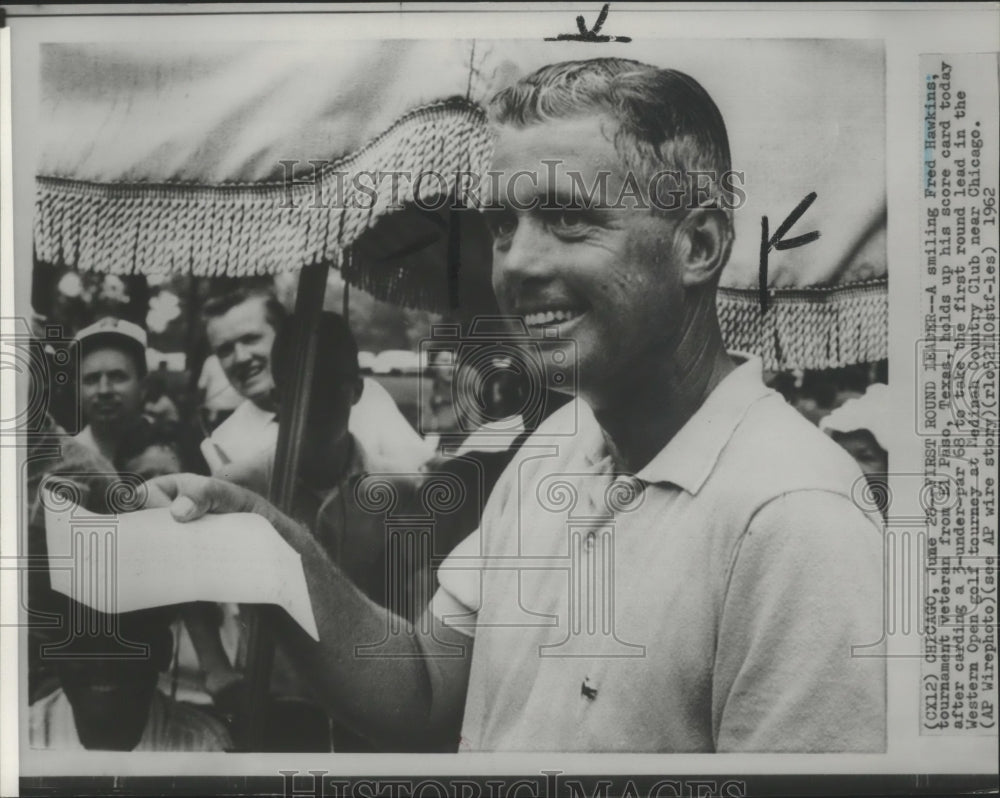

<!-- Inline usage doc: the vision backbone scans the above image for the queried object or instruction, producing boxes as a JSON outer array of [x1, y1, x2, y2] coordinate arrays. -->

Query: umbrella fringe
[[717, 279, 888, 371], [33, 98, 494, 292], [33, 91, 887, 369]]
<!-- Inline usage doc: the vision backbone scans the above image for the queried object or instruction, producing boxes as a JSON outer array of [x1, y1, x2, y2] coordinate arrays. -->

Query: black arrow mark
[[759, 192, 821, 312], [545, 3, 632, 43]]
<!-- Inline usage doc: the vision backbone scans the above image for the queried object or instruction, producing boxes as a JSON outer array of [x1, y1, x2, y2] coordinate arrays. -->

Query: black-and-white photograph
[[1, 4, 997, 796]]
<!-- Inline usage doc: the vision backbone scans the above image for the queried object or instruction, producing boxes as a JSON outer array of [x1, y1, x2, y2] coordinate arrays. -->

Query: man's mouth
[[238, 362, 265, 381], [523, 307, 586, 329]]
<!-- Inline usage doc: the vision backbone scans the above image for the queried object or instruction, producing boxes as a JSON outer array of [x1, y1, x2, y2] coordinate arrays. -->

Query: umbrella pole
[[239, 260, 330, 751]]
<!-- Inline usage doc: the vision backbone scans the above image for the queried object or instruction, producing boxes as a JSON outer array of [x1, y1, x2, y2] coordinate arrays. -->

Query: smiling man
[[73, 317, 149, 464], [200, 287, 433, 480], [200, 288, 285, 472], [30, 603, 231, 751], [145, 59, 886, 753]]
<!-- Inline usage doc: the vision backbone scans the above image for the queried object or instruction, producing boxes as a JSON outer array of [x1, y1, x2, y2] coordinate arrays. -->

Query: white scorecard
[[42, 488, 319, 642]]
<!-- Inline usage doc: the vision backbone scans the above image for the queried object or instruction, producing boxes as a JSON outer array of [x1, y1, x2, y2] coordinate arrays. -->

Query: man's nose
[[494, 219, 553, 285], [96, 375, 114, 393], [233, 342, 252, 362]]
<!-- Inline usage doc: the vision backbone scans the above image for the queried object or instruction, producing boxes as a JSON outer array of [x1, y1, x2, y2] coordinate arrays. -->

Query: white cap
[[75, 317, 148, 348], [75, 317, 148, 373], [820, 382, 890, 451]]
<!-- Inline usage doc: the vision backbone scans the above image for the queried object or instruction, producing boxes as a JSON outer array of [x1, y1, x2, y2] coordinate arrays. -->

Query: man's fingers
[[144, 473, 203, 519], [170, 494, 201, 521], [142, 474, 182, 509], [145, 473, 244, 522]]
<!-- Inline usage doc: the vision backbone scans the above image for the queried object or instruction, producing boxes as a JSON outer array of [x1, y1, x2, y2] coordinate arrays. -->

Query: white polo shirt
[[433, 357, 886, 753]]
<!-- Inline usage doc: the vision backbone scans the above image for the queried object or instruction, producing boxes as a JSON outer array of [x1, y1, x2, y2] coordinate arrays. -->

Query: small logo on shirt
[[581, 677, 598, 701]]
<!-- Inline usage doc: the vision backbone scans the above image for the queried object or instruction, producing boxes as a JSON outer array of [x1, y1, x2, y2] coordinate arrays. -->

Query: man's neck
[[591, 317, 735, 474], [250, 394, 277, 414], [85, 423, 122, 463]]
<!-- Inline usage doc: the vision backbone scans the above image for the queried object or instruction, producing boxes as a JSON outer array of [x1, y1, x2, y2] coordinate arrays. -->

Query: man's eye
[[547, 208, 590, 235], [483, 209, 517, 240]]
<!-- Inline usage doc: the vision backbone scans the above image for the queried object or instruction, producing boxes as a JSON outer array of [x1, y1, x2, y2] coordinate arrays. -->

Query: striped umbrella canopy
[[35, 37, 886, 370]]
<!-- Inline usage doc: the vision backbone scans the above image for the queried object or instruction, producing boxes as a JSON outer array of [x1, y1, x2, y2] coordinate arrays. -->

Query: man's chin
[[70, 696, 150, 750], [76, 723, 146, 751], [239, 378, 274, 405], [244, 392, 275, 411], [88, 410, 124, 425]]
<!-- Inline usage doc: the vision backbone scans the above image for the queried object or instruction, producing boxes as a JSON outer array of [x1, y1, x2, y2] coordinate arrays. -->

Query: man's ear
[[676, 209, 733, 288], [351, 377, 364, 407]]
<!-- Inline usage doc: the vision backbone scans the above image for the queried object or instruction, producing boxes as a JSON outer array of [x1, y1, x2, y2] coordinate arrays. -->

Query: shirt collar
[[610, 354, 772, 494]]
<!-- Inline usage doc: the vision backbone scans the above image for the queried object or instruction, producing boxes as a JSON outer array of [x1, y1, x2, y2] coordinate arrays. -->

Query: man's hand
[[143, 473, 296, 543], [144, 472, 259, 519], [142, 473, 469, 749]]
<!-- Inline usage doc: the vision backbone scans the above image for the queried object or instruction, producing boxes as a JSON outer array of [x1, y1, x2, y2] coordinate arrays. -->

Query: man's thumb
[[170, 494, 198, 521]]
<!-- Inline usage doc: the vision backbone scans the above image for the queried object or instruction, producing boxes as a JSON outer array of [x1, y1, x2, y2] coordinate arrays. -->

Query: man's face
[[487, 115, 685, 407], [80, 347, 144, 429], [55, 615, 170, 751], [206, 297, 276, 405], [58, 654, 159, 750]]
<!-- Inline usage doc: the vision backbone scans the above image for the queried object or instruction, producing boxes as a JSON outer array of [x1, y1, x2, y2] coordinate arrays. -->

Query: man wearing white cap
[[73, 317, 149, 464]]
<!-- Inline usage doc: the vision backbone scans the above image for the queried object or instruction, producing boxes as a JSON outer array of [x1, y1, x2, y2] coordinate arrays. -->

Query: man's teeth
[[525, 309, 582, 326]]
